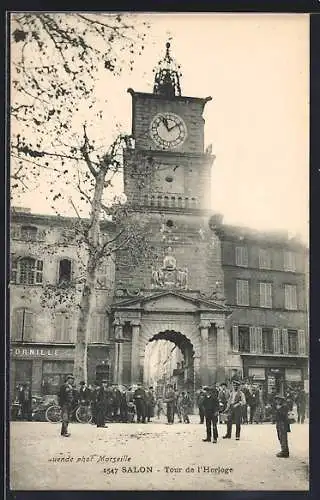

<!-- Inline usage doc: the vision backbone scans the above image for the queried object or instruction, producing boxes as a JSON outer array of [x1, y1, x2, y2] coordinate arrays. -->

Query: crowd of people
[[14, 374, 308, 459], [196, 379, 307, 426]]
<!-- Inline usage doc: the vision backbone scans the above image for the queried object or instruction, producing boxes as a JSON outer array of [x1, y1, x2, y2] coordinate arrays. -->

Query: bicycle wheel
[[45, 405, 62, 423], [76, 405, 92, 424]]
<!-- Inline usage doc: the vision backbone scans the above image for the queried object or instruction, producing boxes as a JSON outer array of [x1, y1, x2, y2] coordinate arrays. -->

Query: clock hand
[[167, 122, 179, 132], [161, 116, 170, 130]]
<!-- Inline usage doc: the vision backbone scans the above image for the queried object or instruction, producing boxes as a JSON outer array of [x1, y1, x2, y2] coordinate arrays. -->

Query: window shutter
[[298, 329, 306, 355], [282, 328, 289, 354], [273, 328, 281, 354], [232, 325, 239, 352], [35, 260, 43, 284], [24, 311, 34, 341], [249, 326, 257, 353], [256, 327, 263, 353], [12, 309, 24, 341]]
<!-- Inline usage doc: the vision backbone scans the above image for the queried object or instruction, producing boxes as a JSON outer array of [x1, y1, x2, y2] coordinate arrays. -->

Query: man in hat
[[58, 374, 76, 437], [202, 385, 220, 443], [96, 380, 109, 428], [164, 384, 176, 424], [274, 394, 290, 457], [223, 380, 246, 440], [145, 386, 156, 423], [196, 387, 206, 424], [134, 383, 147, 423]]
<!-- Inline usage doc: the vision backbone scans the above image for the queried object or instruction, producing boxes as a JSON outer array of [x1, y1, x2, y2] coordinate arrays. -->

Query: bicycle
[[45, 402, 92, 424]]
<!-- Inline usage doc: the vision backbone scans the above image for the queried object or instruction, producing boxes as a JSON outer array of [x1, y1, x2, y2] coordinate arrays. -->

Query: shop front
[[10, 343, 113, 399], [242, 355, 307, 398]]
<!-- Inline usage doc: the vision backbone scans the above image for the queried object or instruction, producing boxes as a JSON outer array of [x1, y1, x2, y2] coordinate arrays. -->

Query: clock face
[[150, 112, 187, 150]]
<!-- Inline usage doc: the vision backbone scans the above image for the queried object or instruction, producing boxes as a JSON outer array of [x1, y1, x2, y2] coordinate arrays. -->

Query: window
[[11, 308, 35, 341], [259, 249, 271, 269], [58, 259, 72, 284], [91, 313, 108, 343], [284, 284, 298, 310], [55, 312, 73, 342], [236, 279, 249, 306], [284, 251, 296, 272], [239, 326, 250, 352], [21, 225, 38, 240], [288, 329, 298, 354], [41, 361, 74, 395], [259, 282, 272, 308], [235, 246, 248, 267], [11, 256, 43, 285], [262, 327, 273, 353]]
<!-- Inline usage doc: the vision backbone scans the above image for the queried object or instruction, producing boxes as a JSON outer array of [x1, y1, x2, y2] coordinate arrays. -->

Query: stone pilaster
[[216, 321, 226, 383], [113, 320, 124, 385], [130, 320, 141, 385], [199, 320, 211, 386]]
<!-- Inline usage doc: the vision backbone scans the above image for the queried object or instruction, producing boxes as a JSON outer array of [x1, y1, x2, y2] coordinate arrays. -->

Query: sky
[[13, 13, 309, 242]]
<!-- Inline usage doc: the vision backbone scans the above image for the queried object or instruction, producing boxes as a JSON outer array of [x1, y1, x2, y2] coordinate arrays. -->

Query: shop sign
[[285, 368, 302, 382], [248, 367, 266, 380], [10, 346, 74, 359]]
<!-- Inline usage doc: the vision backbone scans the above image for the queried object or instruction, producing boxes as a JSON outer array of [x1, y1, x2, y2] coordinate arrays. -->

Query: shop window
[[21, 225, 38, 241], [239, 326, 250, 352], [58, 259, 72, 284], [91, 313, 108, 343], [235, 246, 248, 267], [259, 282, 272, 308], [13, 360, 33, 398], [259, 249, 271, 269], [95, 364, 111, 385], [236, 279, 249, 306], [41, 361, 74, 395], [288, 329, 298, 354], [11, 308, 35, 341], [11, 256, 43, 285], [262, 327, 273, 354], [284, 284, 298, 310], [54, 312, 73, 342]]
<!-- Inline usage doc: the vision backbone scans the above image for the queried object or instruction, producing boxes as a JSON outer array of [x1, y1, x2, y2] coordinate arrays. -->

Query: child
[[274, 394, 290, 458]]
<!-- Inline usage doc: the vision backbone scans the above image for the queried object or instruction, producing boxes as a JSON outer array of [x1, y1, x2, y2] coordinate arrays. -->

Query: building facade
[[9, 209, 115, 397], [9, 43, 308, 399]]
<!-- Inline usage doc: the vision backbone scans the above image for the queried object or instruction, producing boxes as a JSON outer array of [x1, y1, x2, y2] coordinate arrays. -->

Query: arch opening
[[144, 330, 195, 399]]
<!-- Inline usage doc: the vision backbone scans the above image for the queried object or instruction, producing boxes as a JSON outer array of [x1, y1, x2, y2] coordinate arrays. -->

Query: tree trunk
[[73, 169, 106, 385]]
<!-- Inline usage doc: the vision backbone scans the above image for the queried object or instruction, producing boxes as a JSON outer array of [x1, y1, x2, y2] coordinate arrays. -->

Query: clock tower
[[124, 42, 214, 211]]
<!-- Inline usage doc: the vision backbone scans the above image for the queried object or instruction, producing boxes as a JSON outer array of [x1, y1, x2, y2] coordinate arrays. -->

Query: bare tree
[[10, 12, 155, 383]]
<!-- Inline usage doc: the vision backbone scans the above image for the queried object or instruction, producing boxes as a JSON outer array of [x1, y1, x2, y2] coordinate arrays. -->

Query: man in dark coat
[[274, 394, 290, 457], [165, 384, 176, 424], [197, 388, 206, 424], [223, 380, 246, 440], [111, 385, 122, 421], [134, 383, 147, 423], [18, 382, 32, 421], [202, 386, 220, 443], [96, 380, 109, 428], [145, 387, 155, 422], [58, 374, 76, 437], [296, 388, 307, 424]]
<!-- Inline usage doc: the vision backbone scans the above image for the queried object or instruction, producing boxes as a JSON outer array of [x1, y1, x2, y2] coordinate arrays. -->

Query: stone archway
[[144, 330, 196, 392]]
